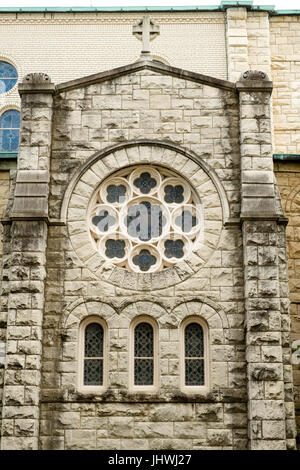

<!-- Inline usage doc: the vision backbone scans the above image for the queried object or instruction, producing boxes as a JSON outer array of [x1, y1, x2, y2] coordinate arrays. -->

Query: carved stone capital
[[19, 72, 55, 95], [239, 70, 269, 82], [23, 72, 51, 84], [236, 69, 273, 93]]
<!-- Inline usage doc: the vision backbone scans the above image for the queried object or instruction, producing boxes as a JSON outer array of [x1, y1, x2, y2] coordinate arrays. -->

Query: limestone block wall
[[37, 68, 250, 450], [270, 16, 300, 154], [0, 6, 298, 449], [275, 162, 300, 445], [0, 170, 11, 447]]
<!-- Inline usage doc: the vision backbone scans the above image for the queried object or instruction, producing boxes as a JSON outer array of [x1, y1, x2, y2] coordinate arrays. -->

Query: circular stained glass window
[[0, 61, 18, 94], [88, 165, 203, 273]]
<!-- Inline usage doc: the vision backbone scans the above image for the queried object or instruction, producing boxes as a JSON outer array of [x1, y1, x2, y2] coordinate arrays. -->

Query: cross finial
[[132, 16, 160, 60]]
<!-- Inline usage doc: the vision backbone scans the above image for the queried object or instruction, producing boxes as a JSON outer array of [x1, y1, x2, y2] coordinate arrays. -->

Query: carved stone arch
[[0, 103, 20, 115], [62, 297, 117, 330], [61, 139, 229, 223], [63, 140, 230, 291], [117, 300, 167, 333], [285, 184, 300, 215], [118, 299, 167, 321], [172, 299, 229, 332]]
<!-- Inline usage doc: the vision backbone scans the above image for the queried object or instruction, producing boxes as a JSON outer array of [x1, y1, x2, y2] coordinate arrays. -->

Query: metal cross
[[132, 16, 160, 60]]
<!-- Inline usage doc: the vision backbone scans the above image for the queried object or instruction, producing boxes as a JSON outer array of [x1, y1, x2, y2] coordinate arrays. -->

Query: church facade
[[0, 2, 299, 450]]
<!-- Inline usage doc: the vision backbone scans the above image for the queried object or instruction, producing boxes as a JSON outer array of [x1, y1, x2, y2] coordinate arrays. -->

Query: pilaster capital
[[236, 70, 273, 92], [18, 73, 55, 95]]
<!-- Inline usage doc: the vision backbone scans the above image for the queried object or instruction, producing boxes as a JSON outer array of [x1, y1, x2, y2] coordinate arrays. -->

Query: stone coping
[[56, 60, 236, 93]]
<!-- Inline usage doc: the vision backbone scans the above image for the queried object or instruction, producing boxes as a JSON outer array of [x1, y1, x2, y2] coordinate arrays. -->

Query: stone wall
[[0, 169, 13, 449], [37, 67, 248, 450], [0, 6, 299, 450], [275, 161, 300, 447], [270, 16, 300, 154]]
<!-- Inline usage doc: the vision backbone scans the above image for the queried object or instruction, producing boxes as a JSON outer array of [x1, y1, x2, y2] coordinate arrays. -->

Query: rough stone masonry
[[0, 59, 296, 449]]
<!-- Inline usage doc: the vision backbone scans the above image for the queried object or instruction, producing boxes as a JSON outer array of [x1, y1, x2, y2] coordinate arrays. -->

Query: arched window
[[0, 61, 18, 94], [0, 109, 20, 152], [181, 317, 208, 390], [130, 317, 158, 390], [78, 317, 107, 391]]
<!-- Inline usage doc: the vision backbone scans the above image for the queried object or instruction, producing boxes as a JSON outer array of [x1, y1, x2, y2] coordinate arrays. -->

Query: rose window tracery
[[88, 165, 203, 273]]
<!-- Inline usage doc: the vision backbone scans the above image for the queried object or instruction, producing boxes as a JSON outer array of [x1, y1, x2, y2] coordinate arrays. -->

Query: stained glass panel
[[84, 323, 103, 357], [134, 322, 153, 357], [88, 165, 203, 273], [185, 323, 204, 386], [134, 359, 153, 385], [105, 239, 126, 259], [174, 210, 198, 233], [185, 323, 204, 358], [185, 359, 204, 386], [0, 61, 18, 93], [125, 201, 166, 241], [134, 322, 154, 386], [132, 249, 157, 272], [106, 184, 127, 204], [0, 110, 20, 152], [133, 172, 157, 194], [92, 210, 116, 233], [164, 239, 184, 259], [164, 184, 184, 203], [84, 359, 103, 386]]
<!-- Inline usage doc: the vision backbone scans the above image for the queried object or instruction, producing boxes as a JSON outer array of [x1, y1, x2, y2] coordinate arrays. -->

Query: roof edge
[[55, 60, 236, 93], [0, 3, 296, 15]]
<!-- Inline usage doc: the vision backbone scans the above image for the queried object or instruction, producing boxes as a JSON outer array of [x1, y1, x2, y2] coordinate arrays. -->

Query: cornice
[[0, 14, 225, 25]]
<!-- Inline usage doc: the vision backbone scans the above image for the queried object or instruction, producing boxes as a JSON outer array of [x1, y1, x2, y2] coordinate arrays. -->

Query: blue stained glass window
[[134, 322, 154, 385], [0, 109, 20, 152], [0, 61, 18, 94]]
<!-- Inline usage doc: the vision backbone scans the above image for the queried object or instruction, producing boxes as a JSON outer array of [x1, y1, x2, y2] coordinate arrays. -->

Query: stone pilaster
[[226, 7, 249, 82], [237, 70, 296, 450], [0, 73, 54, 450]]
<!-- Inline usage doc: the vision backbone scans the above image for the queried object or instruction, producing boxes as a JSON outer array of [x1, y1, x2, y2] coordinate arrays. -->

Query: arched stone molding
[[0, 102, 20, 115], [285, 184, 300, 215], [60, 297, 228, 395], [172, 297, 229, 330], [172, 300, 229, 390], [62, 140, 230, 291], [62, 297, 117, 331]]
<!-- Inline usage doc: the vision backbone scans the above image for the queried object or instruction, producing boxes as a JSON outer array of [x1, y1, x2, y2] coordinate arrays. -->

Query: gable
[[55, 60, 235, 94]]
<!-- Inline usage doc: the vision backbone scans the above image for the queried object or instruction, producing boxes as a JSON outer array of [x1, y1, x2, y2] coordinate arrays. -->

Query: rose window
[[88, 165, 203, 273]]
